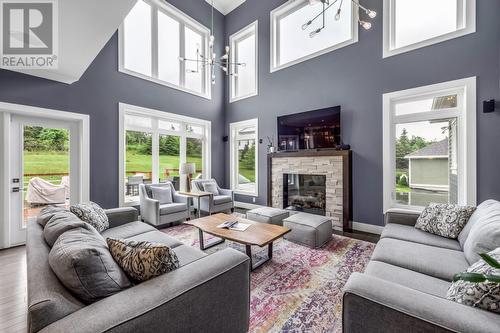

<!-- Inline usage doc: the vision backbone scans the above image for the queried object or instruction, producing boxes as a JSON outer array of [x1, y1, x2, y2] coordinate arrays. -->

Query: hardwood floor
[[0, 245, 27, 333], [0, 212, 377, 333]]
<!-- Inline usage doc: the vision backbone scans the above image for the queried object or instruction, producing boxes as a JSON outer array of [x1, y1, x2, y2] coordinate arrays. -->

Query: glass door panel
[[159, 134, 181, 188], [186, 137, 203, 179], [125, 130, 152, 203]]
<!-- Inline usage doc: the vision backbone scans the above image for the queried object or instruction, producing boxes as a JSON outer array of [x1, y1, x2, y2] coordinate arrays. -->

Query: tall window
[[271, 0, 358, 72], [383, 78, 476, 212], [120, 0, 211, 98], [383, 0, 476, 57], [230, 119, 258, 196], [230, 21, 258, 102], [119, 103, 211, 205]]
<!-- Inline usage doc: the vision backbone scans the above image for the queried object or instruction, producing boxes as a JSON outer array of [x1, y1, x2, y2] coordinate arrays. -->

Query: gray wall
[[224, 0, 500, 226], [0, 0, 226, 209]]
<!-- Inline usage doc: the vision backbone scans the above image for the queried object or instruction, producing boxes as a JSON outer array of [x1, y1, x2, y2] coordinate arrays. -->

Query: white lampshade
[[180, 162, 196, 175]]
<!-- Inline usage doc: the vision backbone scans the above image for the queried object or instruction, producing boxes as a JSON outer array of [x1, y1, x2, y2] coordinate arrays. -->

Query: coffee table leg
[[198, 229, 224, 251], [246, 242, 274, 271], [197, 197, 201, 218]]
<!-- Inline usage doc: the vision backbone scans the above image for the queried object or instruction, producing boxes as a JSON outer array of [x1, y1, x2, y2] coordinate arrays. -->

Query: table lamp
[[180, 162, 196, 192]]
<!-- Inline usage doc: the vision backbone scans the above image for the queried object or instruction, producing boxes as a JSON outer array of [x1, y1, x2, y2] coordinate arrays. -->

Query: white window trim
[[382, 77, 476, 213], [229, 118, 259, 196], [118, 0, 212, 99], [118, 102, 212, 207], [383, 0, 476, 58], [229, 20, 259, 103], [270, 0, 359, 73]]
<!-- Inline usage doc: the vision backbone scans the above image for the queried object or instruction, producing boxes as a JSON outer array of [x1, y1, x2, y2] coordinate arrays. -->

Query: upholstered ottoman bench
[[246, 207, 290, 226], [283, 213, 332, 248]]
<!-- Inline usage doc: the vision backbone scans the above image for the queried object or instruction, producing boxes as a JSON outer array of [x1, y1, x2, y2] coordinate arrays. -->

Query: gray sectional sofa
[[343, 201, 500, 333], [27, 207, 250, 333]]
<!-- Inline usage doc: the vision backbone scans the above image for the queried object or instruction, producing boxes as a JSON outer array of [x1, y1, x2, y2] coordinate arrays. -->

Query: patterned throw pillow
[[447, 248, 500, 313], [415, 203, 476, 239], [70, 202, 109, 232], [203, 182, 219, 195], [106, 238, 179, 282]]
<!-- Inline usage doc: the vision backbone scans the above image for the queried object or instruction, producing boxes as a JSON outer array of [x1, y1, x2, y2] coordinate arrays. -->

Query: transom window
[[120, 0, 211, 98], [383, 0, 476, 57], [271, 0, 358, 72], [383, 78, 476, 212], [119, 103, 211, 206], [230, 119, 258, 196], [230, 21, 258, 103]]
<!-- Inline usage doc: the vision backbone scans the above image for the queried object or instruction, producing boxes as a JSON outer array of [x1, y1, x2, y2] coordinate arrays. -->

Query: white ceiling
[[205, 0, 246, 15]]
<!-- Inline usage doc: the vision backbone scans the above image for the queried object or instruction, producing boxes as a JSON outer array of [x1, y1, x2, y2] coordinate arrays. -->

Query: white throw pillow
[[151, 186, 173, 205], [203, 182, 219, 195]]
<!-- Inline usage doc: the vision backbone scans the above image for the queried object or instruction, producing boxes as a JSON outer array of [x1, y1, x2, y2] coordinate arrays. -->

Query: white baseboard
[[234, 202, 384, 235], [234, 201, 264, 210], [352, 221, 384, 235]]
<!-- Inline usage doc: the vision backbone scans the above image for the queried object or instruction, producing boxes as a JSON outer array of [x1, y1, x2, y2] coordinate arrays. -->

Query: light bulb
[[366, 9, 377, 18], [359, 20, 371, 30], [240, 63, 246, 67], [335, 8, 341, 20], [302, 21, 312, 30], [225, 46, 230, 53], [210, 35, 215, 43], [178, 56, 185, 61], [309, 28, 321, 38]]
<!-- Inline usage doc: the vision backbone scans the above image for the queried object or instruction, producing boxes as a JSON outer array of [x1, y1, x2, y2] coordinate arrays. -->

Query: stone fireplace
[[267, 150, 352, 231]]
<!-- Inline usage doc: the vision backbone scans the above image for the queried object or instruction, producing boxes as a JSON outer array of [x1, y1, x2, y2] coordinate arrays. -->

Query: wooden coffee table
[[185, 213, 291, 271]]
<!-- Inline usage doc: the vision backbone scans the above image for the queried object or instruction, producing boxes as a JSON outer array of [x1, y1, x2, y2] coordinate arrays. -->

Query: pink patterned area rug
[[161, 223, 375, 333]]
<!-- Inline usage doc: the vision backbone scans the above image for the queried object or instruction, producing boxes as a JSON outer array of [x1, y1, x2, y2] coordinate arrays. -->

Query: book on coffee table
[[217, 220, 251, 231]]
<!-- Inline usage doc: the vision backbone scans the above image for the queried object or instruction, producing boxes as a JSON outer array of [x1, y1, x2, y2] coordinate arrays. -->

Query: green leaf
[[484, 275, 500, 283], [480, 253, 500, 269], [453, 272, 487, 283]]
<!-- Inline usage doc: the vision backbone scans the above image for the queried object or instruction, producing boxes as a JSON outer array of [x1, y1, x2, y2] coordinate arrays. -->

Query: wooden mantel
[[267, 149, 352, 232]]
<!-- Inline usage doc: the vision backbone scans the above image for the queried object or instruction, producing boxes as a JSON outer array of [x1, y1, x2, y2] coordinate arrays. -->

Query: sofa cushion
[[170, 244, 207, 267], [43, 211, 91, 247], [107, 238, 179, 282], [127, 230, 184, 249], [70, 201, 109, 232], [447, 247, 500, 313], [381, 223, 462, 251], [458, 200, 499, 248], [37, 205, 68, 227], [415, 203, 476, 239], [371, 238, 469, 281], [151, 186, 173, 204], [203, 181, 219, 195], [461, 200, 500, 264], [365, 260, 451, 298], [213, 195, 232, 205], [160, 202, 187, 215], [101, 221, 156, 240], [49, 227, 131, 304]]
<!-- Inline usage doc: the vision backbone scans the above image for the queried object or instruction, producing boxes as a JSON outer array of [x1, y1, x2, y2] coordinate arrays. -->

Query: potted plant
[[266, 136, 276, 153]]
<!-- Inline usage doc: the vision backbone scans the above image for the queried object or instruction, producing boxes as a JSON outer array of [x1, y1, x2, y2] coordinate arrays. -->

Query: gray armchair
[[139, 182, 190, 227], [191, 179, 234, 215]]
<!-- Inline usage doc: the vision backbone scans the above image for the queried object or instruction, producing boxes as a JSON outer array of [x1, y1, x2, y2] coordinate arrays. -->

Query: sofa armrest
[[343, 273, 500, 333], [218, 187, 233, 198], [384, 208, 421, 226], [140, 196, 160, 226], [39, 248, 250, 333], [105, 207, 139, 228]]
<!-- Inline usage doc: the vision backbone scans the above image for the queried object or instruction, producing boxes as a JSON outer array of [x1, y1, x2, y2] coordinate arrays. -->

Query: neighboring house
[[405, 139, 449, 192]]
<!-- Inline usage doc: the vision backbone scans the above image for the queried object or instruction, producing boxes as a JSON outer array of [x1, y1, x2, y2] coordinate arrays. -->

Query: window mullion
[[179, 24, 186, 88], [151, 7, 159, 78]]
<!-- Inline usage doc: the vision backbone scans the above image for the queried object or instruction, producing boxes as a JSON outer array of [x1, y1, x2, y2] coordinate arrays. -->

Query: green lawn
[[126, 152, 203, 179], [23, 152, 69, 186], [239, 167, 256, 182], [396, 183, 411, 193]]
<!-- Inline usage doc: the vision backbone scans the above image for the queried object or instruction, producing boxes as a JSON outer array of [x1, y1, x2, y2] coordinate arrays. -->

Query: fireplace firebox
[[283, 174, 326, 216]]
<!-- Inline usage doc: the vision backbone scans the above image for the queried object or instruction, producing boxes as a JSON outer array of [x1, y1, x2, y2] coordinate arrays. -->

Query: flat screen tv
[[277, 106, 341, 151]]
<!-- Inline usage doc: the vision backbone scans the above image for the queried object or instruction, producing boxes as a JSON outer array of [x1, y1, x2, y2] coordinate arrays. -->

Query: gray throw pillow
[[462, 200, 500, 264], [37, 205, 68, 227], [415, 203, 476, 239], [203, 182, 219, 195], [447, 247, 500, 313], [107, 238, 179, 282], [43, 211, 91, 247], [49, 227, 131, 304], [151, 186, 173, 204], [70, 201, 109, 232]]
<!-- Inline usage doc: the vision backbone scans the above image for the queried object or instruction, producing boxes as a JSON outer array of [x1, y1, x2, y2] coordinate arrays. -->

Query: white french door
[[0, 103, 89, 248]]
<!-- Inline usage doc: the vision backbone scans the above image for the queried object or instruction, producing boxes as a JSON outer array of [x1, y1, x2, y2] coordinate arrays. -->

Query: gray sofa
[[343, 201, 500, 333], [139, 182, 190, 226], [191, 179, 234, 215], [27, 207, 250, 333]]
